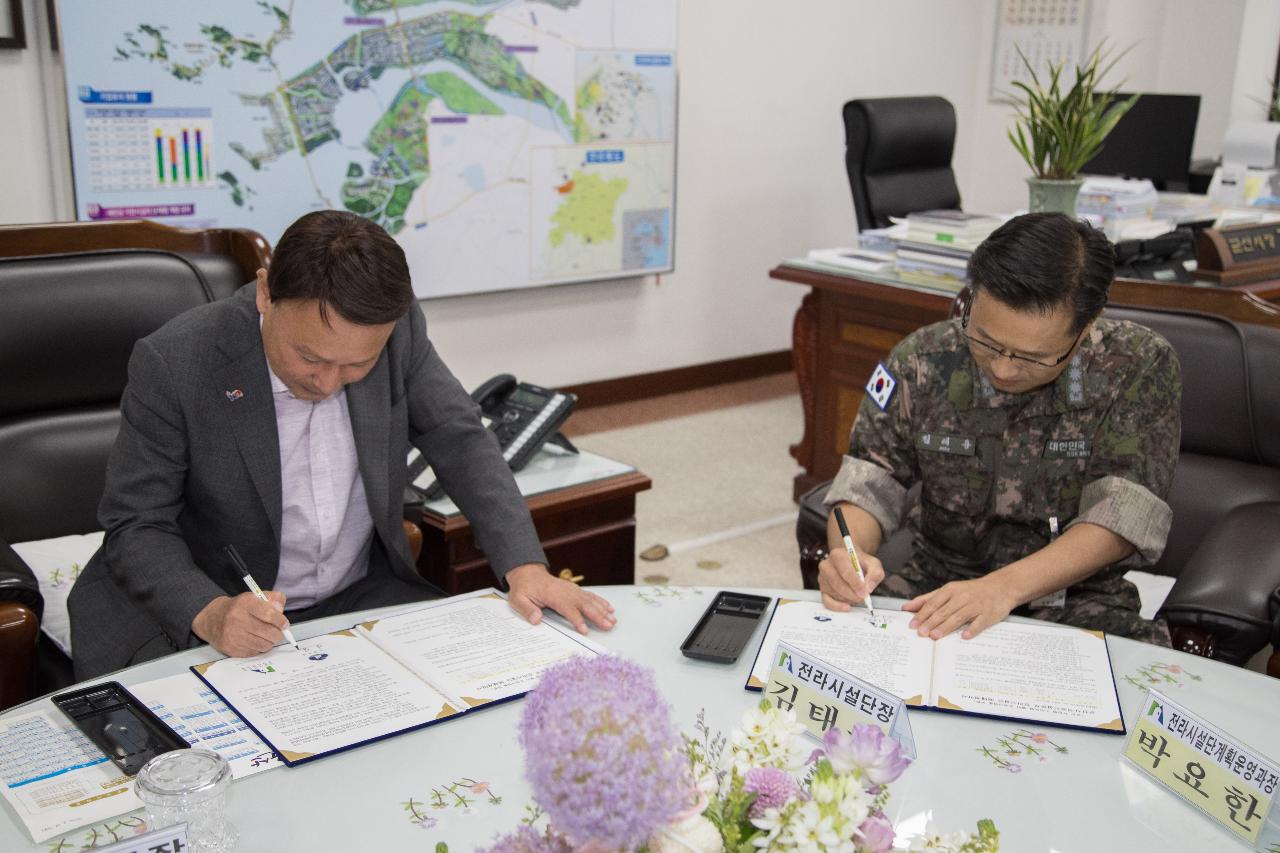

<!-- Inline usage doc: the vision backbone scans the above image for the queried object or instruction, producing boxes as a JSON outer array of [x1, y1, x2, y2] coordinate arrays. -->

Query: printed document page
[[0, 708, 139, 842], [129, 672, 282, 778], [929, 621, 1122, 730], [359, 590, 602, 705], [749, 601, 932, 705], [195, 629, 459, 764]]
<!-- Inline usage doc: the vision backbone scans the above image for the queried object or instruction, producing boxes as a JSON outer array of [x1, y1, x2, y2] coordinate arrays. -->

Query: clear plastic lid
[[135, 749, 231, 800]]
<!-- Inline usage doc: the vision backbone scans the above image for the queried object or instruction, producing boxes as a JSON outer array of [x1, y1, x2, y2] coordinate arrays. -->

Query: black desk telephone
[[407, 375, 577, 501]]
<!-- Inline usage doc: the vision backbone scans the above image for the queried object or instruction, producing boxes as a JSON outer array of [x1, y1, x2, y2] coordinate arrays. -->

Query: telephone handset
[[407, 374, 578, 501]]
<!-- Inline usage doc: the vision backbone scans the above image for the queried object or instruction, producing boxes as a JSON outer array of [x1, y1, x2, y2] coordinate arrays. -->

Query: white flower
[[729, 705, 807, 775], [907, 830, 970, 852], [653, 813, 724, 853], [750, 806, 786, 849], [787, 801, 845, 851]]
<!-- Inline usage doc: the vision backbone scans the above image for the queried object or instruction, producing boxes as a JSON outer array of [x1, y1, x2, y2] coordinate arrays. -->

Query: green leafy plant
[[1249, 77, 1280, 122], [1007, 43, 1139, 180]]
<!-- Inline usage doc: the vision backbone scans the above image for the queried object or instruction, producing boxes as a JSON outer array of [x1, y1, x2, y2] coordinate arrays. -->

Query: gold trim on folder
[[280, 749, 315, 762], [936, 695, 964, 711], [358, 620, 380, 632], [437, 703, 460, 719], [904, 694, 925, 707], [747, 675, 767, 689], [777, 598, 801, 607], [329, 629, 356, 638], [193, 661, 216, 675], [1098, 717, 1124, 731], [463, 696, 490, 708], [480, 592, 503, 601]]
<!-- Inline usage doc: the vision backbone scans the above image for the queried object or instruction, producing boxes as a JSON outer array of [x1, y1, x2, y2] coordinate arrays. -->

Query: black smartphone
[[680, 591, 772, 663], [52, 682, 189, 776]]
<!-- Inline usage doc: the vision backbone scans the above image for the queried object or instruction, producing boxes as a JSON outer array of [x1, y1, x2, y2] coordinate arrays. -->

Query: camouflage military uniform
[[825, 317, 1181, 645]]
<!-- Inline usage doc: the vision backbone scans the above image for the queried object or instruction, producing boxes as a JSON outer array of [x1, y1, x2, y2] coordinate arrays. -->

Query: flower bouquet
[[478, 656, 998, 853]]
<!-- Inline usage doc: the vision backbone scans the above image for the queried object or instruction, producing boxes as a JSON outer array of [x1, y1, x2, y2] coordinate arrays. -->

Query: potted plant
[[1008, 43, 1138, 214]]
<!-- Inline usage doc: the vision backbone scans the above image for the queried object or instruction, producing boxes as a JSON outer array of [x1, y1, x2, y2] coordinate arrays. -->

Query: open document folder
[[194, 590, 603, 766], [747, 600, 1124, 734]]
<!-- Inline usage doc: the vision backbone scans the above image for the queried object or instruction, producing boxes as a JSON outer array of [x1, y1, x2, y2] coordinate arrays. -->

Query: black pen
[[834, 507, 880, 624], [224, 545, 299, 650]]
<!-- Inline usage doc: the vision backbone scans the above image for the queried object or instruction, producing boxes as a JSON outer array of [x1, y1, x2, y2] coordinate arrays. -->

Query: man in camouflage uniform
[[818, 213, 1180, 645]]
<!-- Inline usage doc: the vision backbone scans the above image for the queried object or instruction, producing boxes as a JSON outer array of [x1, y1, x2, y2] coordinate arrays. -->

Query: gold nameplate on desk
[[1196, 223, 1280, 285], [1123, 689, 1279, 847]]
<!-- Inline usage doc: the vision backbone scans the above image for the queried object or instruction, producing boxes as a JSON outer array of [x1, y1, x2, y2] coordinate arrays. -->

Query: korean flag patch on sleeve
[[866, 362, 896, 411]]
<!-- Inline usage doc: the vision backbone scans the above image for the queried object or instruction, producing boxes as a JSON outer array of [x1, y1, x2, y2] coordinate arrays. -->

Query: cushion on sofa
[[11, 532, 104, 656]]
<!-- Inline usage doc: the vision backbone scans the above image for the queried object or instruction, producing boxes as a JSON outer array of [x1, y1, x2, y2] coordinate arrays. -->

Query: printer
[[1209, 121, 1280, 206]]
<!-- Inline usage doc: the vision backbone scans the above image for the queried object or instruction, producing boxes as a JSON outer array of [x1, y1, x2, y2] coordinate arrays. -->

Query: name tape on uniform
[[767, 641, 916, 760]]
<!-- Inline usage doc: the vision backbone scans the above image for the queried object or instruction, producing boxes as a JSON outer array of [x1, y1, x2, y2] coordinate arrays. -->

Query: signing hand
[[902, 576, 1017, 640], [192, 590, 290, 657], [505, 563, 616, 635], [817, 545, 885, 613]]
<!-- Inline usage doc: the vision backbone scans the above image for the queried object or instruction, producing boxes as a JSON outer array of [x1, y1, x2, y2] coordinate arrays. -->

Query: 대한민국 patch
[[866, 362, 896, 410]]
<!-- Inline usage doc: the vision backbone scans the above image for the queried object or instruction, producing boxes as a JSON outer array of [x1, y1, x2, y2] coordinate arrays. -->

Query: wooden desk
[[772, 263, 1280, 500], [410, 470, 652, 594]]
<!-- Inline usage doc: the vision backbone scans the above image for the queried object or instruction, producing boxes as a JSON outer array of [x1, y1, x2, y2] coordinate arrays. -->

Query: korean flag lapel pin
[[866, 363, 896, 411], [225, 388, 245, 403]]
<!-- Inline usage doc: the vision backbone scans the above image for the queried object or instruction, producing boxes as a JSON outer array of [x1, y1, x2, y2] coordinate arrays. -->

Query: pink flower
[[743, 766, 798, 817], [822, 725, 910, 785], [470, 781, 490, 794], [856, 813, 896, 853], [1167, 665, 1182, 673], [1031, 733, 1047, 744]]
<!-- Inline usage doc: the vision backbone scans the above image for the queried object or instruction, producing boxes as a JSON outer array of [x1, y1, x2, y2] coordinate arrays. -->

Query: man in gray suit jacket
[[69, 211, 613, 678]]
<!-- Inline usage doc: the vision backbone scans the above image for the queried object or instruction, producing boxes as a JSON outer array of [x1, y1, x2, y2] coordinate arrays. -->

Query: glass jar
[[135, 748, 237, 852]]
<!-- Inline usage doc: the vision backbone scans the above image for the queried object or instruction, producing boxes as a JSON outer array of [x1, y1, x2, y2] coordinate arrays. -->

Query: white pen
[[833, 506, 881, 624], [224, 545, 299, 650]]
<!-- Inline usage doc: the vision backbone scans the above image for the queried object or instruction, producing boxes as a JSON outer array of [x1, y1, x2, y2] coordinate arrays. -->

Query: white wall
[[1, 0, 1277, 389]]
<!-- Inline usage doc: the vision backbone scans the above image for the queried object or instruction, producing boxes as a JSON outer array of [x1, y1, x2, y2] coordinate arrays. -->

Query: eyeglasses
[[961, 309, 1085, 370]]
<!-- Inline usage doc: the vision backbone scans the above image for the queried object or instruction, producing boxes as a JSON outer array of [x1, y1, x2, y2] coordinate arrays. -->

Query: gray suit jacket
[[69, 284, 545, 678]]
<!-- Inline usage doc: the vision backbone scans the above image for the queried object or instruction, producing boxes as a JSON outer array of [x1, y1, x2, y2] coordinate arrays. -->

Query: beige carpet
[[569, 389, 807, 591]]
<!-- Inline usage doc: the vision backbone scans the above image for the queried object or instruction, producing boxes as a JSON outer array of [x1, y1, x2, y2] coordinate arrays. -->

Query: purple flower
[[856, 812, 896, 853], [822, 725, 910, 785], [519, 656, 688, 849], [1006, 763, 1023, 773], [743, 766, 798, 817], [479, 824, 574, 853]]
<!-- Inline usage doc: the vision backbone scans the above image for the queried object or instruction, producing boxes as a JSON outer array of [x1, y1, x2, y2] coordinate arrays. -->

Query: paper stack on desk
[[889, 210, 1003, 290], [1077, 177, 1164, 240], [806, 247, 895, 273], [903, 209, 1003, 251]]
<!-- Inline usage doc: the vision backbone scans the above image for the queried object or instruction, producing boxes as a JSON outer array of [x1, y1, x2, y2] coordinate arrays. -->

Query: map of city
[[59, 0, 677, 298]]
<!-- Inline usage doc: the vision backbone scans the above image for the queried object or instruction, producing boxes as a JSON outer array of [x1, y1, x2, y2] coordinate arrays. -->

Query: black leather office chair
[[0, 221, 270, 709], [796, 299, 1280, 670], [843, 96, 962, 231]]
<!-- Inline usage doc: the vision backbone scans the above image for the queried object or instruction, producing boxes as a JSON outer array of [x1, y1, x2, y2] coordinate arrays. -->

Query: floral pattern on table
[[402, 778, 502, 831], [47, 816, 147, 851], [1122, 662, 1203, 691], [976, 729, 1069, 773], [631, 586, 705, 606]]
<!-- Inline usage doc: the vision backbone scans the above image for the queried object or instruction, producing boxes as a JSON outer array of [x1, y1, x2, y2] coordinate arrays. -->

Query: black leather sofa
[[0, 221, 270, 709]]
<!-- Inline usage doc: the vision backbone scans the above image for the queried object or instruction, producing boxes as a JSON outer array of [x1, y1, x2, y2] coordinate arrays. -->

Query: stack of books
[[894, 210, 1002, 290], [904, 209, 1002, 251]]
